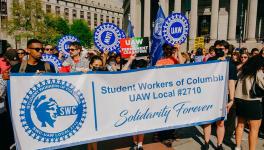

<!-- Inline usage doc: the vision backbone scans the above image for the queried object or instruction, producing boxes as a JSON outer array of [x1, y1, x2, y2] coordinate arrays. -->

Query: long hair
[[89, 55, 103, 69], [238, 55, 264, 80]]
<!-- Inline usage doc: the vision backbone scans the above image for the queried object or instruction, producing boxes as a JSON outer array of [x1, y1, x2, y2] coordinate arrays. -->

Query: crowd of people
[[0, 39, 263, 150]]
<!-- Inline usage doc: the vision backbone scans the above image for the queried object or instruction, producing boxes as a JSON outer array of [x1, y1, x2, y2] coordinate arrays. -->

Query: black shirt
[[11, 61, 55, 73]]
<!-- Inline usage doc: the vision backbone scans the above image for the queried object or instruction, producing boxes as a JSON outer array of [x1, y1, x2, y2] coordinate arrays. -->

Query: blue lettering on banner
[[114, 106, 171, 127], [173, 102, 213, 117], [114, 102, 214, 127]]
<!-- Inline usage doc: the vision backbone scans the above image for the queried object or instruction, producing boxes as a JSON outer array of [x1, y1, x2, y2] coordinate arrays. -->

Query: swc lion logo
[[20, 79, 87, 143]]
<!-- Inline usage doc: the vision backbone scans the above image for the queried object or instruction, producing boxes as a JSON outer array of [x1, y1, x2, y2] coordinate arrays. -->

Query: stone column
[[174, 0, 181, 13], [91, 11, 95, 29], [114, 13, 118, 25], [160, 0, 169, 16], [247, 0, 258, 41], [210, 0, 219, 41], [190, 0, 198, 40], [69, 9, 73, 24], [130, 0, 141, 36], [144, 0, 151, 37], [109, 12, 113, 23], [119, 16, 123, 29], [228, 0, 238, 42]]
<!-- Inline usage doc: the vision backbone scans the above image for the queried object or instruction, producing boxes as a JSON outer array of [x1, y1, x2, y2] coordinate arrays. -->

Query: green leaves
[[6, 0, 93, 48], [69, 19, 93, 48]]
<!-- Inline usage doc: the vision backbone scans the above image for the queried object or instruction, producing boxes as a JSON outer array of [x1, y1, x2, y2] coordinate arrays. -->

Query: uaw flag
[[127, 20, 135, 38], [150, 6, 166, 66]]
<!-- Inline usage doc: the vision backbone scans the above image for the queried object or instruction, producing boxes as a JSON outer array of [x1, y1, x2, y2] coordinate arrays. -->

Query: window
[[87, 12, 91, 26], [100, 14, 103, 24], [55, 6, 60, 15], [117, 18, 120, 27], [46, 4, 51, 13], [1, 16, 7, 28], [0, 0, 7, 15], [94, 13, 98, 27], [106, 16, 109, 22], [64, 8, 69, 19], [72, 9, 77, 19], [80, 11, 84, 19]]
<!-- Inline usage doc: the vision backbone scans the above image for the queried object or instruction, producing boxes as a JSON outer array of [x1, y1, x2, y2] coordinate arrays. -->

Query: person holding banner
[[234, 55, 264, 150], [11, 39, 55, 73], [203, 40, 237, 150], [155, 43, 183, 147], [121, 53, 146, 150]]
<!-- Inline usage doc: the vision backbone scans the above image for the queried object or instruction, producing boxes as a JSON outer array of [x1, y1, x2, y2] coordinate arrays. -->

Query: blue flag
[[127, 20, 135, 38], [150, 6, 166, 66]]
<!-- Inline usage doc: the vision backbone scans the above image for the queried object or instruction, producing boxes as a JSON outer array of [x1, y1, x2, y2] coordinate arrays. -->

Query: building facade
[[123, 0, 264, 51], [0, 0, 124, 48]]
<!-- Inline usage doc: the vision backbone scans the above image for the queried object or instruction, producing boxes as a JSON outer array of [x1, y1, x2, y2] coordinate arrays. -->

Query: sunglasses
[[29, 47, 44, 52], [45, 48, 54, 51], [241, 56, 248, 59], [17, 52, 25, 55], [68, 48, 78, 51]]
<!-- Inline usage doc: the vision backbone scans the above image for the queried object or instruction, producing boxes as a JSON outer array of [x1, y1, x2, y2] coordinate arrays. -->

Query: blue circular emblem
[[162, 13, 189, 45], [57, 35, 79, 57], [41, 54, 62, 72], [94, 23, 126, 52], [20, 79, 87, 143]]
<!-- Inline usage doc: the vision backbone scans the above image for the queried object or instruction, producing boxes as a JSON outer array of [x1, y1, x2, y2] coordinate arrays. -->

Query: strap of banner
[[19, 60, 28, 73], [44, 62, 51, 73]]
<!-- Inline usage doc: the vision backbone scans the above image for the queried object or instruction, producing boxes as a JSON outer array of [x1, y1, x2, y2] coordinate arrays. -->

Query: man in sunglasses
[[11, 39, 55, 73], [60, 41, 89, 72]]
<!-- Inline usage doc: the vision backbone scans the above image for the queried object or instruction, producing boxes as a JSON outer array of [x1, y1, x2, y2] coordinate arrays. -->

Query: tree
[[69, 19, 93, 48], [7, 0, 45, 40]]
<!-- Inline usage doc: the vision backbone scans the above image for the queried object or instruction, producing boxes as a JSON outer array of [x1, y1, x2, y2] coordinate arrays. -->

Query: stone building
[[123, 0, 264, 51], [0, 0, 123, 48]]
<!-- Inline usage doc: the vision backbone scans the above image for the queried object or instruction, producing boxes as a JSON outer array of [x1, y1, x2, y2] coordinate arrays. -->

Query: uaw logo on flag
[[41, 54, 62, 72], [20, 79, 87, 143], [162, 13, 189, 45], [57, 35, 79, 57], [94, 23, 126, 52], [153, 17, 165, 39]]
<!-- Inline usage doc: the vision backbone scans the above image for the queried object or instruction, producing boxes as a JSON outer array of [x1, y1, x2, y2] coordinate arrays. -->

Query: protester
[[11, 39, 55, 73], [203, 46, 215, 62], [237, 52, 249, 71], [156, 43, 184, 66], [44, 44, 55, 55], [203, 40, 237, 150], [60, 41, 89, 73], [87, 55, 105, 150], [194, 48, 204, 62], [17, 49, 26, 63], [231, 51, 241, 67], [251, 48, 259, 57], [155, 43, 183, 147], [234, 55, 264, 150], [0, 55, 14, 150]]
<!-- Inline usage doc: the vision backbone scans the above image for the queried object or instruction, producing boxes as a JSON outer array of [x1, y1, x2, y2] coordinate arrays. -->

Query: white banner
[[8, 61, 228, 150]]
